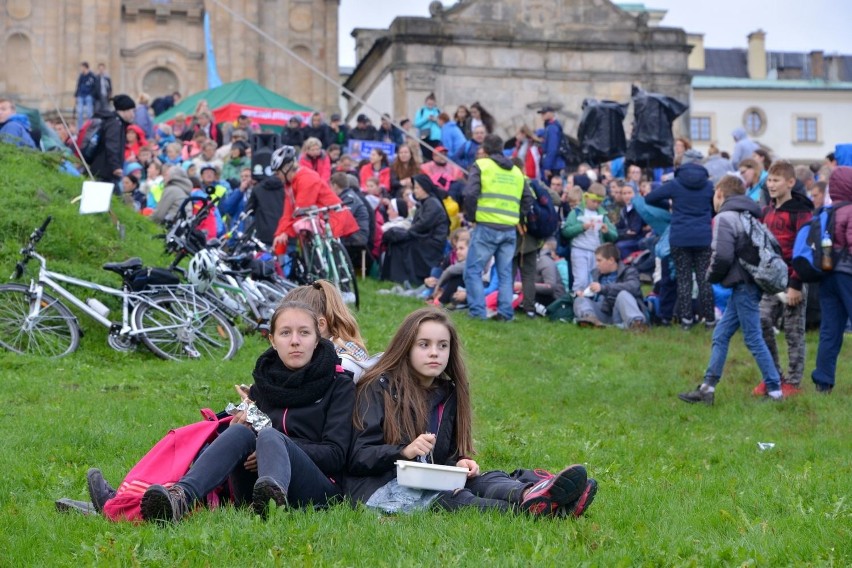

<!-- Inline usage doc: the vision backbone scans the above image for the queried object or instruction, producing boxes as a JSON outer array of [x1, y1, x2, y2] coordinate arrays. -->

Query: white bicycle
[[0, 217, 239, 360]]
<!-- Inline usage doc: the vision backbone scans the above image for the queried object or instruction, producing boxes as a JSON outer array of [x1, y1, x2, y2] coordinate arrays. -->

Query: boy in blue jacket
[[678, 175, 782, 404]]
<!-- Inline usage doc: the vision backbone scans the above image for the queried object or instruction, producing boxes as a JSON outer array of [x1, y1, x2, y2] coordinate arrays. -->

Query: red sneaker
[[781, 383, 802, 397], [752, 382, 767, 396], [521, 465, 587, 517]]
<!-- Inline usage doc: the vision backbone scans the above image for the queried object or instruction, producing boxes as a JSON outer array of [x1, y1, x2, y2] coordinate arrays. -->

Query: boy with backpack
[[678, 175, 783, 405], [753, 161, 813, 397], [810, 166, 852, 393]]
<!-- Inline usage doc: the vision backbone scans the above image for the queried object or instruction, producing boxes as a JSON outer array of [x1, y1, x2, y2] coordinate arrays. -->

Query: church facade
[[1, 0, 339, 114], [344, 0, 692, 137]]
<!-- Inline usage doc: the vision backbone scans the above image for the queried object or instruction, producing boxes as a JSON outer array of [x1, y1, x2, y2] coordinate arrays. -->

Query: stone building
[[0, 0, 338, 115], [344, 0, 692, 138]]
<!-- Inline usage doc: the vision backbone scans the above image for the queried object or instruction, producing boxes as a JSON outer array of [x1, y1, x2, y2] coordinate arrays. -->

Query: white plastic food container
[[395, 461, 468, 491]]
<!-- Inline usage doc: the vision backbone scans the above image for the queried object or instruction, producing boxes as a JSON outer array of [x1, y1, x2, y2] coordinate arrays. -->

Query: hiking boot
[[577, 314, 603, 328], [628, 318, 649, 332], [781, 383, 802, 397], [489, 313, 514, 323], [677, 385, 714, 405], [752, 381, 767, 396], [86, 468, 116, 514], [815, 382, 834, 394], [141, 484, 191, 524], [252, 476, 288, 518], [567, 478, 598, 518], [521, 464, 587, 517]]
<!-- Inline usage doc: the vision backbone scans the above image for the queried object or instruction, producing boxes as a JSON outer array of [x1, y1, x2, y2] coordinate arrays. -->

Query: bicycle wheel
[[133, 291, 239, 361], [0, 283, 80, 358], [329, 241, 360, 308]]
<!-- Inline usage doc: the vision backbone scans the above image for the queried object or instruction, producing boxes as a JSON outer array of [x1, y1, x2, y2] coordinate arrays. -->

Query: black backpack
[[524, 180, 560, 239], [76, 117, 104, 161]]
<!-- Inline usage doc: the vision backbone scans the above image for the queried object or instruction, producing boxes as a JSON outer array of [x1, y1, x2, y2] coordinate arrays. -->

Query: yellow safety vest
[[475, 158, 524, 226]]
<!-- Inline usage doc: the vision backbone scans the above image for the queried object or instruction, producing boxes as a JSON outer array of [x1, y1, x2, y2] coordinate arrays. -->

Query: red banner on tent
[[213, 104, 312, 127]]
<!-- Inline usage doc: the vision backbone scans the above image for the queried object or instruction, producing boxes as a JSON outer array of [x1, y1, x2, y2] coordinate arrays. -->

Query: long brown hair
[[283, 280, 365, 349], [390, 142, 421, 181], [355, 307, 474, 457]]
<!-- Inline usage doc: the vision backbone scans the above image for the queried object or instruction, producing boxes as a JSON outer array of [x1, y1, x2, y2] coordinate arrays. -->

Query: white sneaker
[[535, 302, 548, 317]]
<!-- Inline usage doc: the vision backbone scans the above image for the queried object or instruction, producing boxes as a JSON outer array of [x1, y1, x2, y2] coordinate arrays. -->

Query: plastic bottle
[[86, 298, 110, 318], [821, 233, 833, 271]]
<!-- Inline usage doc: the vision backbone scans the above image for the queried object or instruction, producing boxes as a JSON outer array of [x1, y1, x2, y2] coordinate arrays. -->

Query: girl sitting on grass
[[285, 280, 378, 383], [344, 307, 597, 517], [141, 301, 354, 522]]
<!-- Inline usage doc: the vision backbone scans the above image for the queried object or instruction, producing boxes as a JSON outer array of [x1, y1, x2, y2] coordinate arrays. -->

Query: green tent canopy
[[154, 79, 313, 127]]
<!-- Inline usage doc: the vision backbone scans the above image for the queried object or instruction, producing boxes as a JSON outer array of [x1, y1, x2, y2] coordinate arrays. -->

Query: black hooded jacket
[[246, 176, 285, 246]]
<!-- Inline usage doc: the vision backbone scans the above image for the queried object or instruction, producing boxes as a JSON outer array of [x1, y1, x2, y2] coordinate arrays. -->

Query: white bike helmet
[[270, 145, 297, 172], [187, 249, 217, 293]]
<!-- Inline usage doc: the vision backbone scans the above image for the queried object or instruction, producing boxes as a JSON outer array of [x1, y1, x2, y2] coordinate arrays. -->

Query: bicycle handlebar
[[11, 216, 52, 279], [293, 204, 345, 218]]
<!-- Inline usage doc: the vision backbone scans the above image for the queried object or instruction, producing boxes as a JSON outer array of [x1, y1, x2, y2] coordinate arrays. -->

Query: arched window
[[743, 107, 767, 137], [5, 33, 33, 95]]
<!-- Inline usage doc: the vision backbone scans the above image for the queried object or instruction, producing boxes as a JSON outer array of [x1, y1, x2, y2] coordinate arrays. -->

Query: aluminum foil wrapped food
[[224, 400, 271, 432]]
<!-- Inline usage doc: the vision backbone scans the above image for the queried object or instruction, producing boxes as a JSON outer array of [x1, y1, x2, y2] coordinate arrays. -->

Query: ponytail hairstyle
[[355, 307, 474, 457], [283, 280, 365, 350]]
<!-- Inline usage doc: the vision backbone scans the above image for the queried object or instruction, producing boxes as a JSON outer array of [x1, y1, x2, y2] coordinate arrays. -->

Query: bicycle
[[291, 204, 360, 308], [0, 217, 239, 360], [162, 203, 293, 336]]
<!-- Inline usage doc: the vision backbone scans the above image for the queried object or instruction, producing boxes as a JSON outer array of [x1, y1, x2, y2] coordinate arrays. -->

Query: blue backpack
[[792, 202, 851, 282], [524, 180, 560, 239]]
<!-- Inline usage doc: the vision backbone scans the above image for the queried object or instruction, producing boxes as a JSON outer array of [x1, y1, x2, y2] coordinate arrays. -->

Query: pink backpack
[[102, 409, 231, 522]]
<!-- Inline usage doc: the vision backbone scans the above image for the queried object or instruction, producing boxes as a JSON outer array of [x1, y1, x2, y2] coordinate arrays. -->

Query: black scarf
[[251, 338, 338, 409]]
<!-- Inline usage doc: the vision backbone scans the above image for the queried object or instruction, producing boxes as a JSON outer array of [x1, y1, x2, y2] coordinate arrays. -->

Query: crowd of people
[[2, 81, 849, 403]]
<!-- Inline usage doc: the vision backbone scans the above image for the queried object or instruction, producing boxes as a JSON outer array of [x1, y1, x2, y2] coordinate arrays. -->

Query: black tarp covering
[[577, 98, 629, 165], [625, 85, 688, 168]]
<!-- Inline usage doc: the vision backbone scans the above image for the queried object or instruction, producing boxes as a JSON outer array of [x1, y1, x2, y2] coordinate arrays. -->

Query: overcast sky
[[339, 0, 852, 67]]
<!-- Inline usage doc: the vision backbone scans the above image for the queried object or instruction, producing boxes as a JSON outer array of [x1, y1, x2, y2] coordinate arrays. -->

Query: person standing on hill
[[538, 106, 566, 183], [74, 62, 97, 130], [91, 94, 136, 188]]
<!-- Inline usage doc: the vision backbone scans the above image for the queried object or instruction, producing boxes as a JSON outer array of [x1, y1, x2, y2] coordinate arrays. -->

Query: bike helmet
[[270, 145, 297, 172], [187, 249, 217, 293]]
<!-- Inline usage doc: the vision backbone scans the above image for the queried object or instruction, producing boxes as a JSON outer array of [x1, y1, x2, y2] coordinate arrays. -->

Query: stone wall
[[0, 0, 339, 115], [346, 0, 692, 138]]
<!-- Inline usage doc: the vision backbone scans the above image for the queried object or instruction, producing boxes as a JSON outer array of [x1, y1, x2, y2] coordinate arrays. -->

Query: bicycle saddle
[[102, 258, 144, 274]]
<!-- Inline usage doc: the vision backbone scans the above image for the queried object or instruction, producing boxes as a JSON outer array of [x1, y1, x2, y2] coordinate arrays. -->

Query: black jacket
[[344, 375, 460, 503], [254, 374, 353, 478], [90, 110, 128, 182], [349, 125, 378, 142], [339, 187, 370, 248], [592, 262, 644, 316], [280, 126, 305, 149], [707, 195, 763, 287], [304, 124, 332, 148], [246, 176, 285, 245]]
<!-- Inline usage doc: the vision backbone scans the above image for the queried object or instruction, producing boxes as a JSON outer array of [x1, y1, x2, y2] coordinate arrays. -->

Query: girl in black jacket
[[141, 301, 355, 522], [346, 307, 597, 517]]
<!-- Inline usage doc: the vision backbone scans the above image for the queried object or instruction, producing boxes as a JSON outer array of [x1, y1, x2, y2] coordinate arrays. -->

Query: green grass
[[0, 145, 850, 566]]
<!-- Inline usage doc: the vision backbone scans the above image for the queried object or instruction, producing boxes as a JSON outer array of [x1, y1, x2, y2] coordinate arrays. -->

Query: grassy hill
[[0, 145, 848, 566]]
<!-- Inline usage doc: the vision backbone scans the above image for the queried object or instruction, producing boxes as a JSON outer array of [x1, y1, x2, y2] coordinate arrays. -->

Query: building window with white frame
[[690, 116, 711, 141], [795, 117, 818, 143]]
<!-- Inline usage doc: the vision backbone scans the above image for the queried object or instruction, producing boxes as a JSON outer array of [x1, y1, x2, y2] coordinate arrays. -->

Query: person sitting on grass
[[344, 307, 597, 517], [139, 301, 355, 522], [427, 232, 471, 309], [573, 243, 648, 330], [678, 175, 783, 405]]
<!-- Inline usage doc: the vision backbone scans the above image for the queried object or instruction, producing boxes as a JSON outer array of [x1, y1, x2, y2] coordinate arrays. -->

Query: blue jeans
[[464, 225, 516, 320], [76, 95, 93, 130], [704, 282, 780, 390], [812, 272, 852, 388]]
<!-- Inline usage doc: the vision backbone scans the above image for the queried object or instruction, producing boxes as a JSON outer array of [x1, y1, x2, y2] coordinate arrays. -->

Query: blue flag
[[204, 12, 223, 89]]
